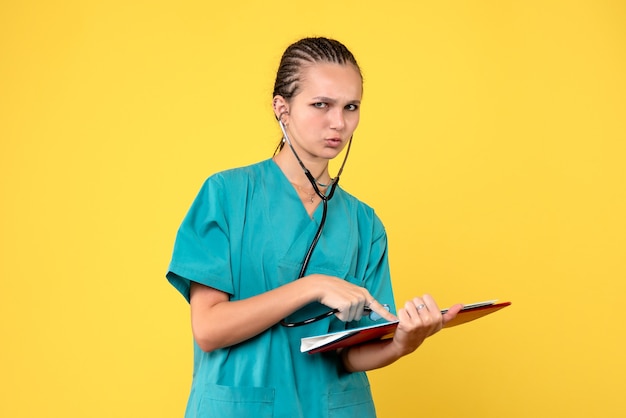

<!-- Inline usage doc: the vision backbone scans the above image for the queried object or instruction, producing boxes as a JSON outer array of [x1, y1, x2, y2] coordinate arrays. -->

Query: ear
[[272, 95, 290, 122]]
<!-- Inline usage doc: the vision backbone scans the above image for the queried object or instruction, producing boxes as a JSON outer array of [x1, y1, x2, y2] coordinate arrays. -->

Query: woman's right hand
[[306, 274, 397, 323], [189, 274, 395, 352]]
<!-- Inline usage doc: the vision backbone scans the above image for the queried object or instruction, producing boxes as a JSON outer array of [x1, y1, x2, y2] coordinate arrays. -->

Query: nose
[[329, 108, 345, 130]]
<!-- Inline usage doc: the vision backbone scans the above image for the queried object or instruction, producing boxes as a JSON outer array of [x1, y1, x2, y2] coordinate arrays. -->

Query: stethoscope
[[276, 115, 388, 327]]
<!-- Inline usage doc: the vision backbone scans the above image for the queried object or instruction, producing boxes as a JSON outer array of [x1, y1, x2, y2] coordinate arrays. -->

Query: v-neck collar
[[268, 158, 324, 221]]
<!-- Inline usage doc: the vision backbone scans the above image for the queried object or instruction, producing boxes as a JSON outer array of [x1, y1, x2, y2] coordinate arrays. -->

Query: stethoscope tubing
[[277, 117, 355, 327]]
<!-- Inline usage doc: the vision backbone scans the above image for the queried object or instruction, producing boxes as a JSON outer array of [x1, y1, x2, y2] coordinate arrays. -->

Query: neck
[[273, 146, 331, 187]]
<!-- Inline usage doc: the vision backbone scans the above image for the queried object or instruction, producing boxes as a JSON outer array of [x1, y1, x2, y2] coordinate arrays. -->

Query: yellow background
[[1, 1, 625, 417]]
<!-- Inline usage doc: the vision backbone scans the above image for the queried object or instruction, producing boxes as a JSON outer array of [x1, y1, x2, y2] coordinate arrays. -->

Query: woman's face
[[281, 62, 362, 162]]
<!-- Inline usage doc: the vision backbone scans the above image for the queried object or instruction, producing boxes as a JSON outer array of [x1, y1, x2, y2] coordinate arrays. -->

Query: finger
[[410, 297, 427, 317], [442, 303, 464, 325], [404, 300, 422, 322], [346, 297, 364, 322], [396, 306, 412, 323], [333, 308, 344, 322], [352, 299, 365, 322], [422, 294, 440, 313], [421, 294, 444, 324], [367, 299, 397, 322], [333, 303, 350, 322], [336, 307, 352, 322]]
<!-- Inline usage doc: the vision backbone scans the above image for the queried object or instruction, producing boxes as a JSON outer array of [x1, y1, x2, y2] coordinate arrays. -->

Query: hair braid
[[272, 37, 361, 100]]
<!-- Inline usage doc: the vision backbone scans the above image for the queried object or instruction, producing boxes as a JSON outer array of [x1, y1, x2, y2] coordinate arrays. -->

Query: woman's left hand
[[390, 294, 463, 356]]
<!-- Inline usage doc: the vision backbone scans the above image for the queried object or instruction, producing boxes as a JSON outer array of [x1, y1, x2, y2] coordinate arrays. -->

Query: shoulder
[[198, 159, 272, 193], [336, 187, 385, 232], [208, 159, 270, 183], [337, 187, 376, 216]]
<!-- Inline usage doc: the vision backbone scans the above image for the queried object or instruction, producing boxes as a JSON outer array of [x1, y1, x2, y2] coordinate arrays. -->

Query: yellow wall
[[1, 1, 624, 416]]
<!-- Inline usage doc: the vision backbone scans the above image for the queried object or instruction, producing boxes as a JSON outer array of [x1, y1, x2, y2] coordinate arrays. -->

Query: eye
[[313, 102, 328, 109], [345, 103, 359, 111]]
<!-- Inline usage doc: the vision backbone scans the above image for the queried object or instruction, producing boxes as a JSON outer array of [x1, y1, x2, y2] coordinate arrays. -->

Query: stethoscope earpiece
[[277, 111, 288, 124]]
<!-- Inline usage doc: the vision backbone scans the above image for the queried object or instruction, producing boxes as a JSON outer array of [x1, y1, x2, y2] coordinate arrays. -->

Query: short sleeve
[[166, 176, 234, 302]]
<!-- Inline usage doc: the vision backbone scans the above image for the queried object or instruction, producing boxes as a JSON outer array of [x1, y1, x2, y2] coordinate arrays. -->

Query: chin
[[319, 149, 344, 160]]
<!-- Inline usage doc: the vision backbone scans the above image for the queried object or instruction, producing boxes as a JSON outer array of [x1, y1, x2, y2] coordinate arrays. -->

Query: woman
[[167, 37, 462, 418]]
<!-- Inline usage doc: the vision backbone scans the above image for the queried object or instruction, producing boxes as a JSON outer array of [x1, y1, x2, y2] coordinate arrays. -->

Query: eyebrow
[[311, 96, 361, 105]]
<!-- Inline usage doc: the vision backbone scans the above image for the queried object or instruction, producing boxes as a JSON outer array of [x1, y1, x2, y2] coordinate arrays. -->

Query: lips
[[325, 137, 342, 147]]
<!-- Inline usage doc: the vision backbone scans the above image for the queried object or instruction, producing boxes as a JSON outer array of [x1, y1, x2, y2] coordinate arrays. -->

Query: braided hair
[[273, 37, 362, 100]]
